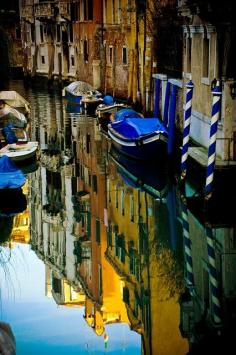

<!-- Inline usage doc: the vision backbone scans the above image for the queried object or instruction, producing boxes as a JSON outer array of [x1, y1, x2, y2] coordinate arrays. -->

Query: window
[[84, 40, 89, 62], [40, 25, 44, 42], [41, 55, 45, 64], [109, 46, 113, 64], [31, 24, 35, 42], [71, 2, 78, 21], [69, 24, 73, 43], [83, 0, 93, 21], [122, 47, 127, 65], [185, 36, 191, 73], [202, 36, 210, 78], [71, 55, 75, 67], [56, 25, 61, 42], [15, 27, 21, 40]]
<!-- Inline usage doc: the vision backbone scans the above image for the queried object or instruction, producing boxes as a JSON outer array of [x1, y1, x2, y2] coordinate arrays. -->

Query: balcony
[[34, 2, 54, 20], [21, 5, 34, 23]]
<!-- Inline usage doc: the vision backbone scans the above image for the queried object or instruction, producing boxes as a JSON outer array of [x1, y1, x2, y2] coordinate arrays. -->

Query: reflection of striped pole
[[205, 82, 222, 199], [154, 79, 160, 117], [181, 79, 194, 179], [181, 198, 194, 294], [205, 226, 221, 324]]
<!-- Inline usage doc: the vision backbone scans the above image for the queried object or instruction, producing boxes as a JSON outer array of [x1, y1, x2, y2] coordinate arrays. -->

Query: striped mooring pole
[[205, 82, 222, 199], [181, 78, 194, 179], [181, 197, 194, 295], [205, 226, 222, 324]]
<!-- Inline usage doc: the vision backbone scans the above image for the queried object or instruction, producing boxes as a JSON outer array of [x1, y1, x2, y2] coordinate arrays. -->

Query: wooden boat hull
[[0, 142, 38, 162]]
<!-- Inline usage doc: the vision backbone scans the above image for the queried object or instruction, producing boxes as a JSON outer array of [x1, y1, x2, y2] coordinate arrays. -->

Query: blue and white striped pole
[[181, 78, 194, 179], [181, 197, 194, 295], [205, 226, 222, 324], [205, 82, 222, 199]]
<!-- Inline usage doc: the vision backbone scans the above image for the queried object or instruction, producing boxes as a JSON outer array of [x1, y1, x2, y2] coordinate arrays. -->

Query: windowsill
[[201, 77, 210, 85]]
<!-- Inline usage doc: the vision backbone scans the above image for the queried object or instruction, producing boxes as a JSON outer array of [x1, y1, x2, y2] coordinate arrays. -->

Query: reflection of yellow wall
[[107, 167, 189, 354], [11, 208, 30, 244]]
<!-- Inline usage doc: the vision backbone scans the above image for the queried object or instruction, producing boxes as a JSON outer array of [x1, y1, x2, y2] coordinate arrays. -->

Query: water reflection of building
[[106, 157, 189, 354], [75, 118, 130, 339], [179, 194, 236, 353]]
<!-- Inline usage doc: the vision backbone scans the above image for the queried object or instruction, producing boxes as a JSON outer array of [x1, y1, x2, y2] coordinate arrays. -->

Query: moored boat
[[0, 142, 38, 162], [107, 108, 168, 160], [95, 96, 130, 132], [0, 90, 30, 115], [63, 81, 102, 108]]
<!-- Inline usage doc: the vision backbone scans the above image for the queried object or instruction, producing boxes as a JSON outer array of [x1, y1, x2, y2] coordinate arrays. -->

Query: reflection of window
[[96, 219, 100, 243], [121, 190, 125, 215], [202, 36, 210, 78], [115, 234, 125, 263], [122, 47, 127, 65], [130, 195, 134, 222]]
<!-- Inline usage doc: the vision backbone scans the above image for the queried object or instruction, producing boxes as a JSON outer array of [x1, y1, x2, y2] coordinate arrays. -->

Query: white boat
[[0, 142, 39, 162], [64, 81, 102, 108], [0, 90, 30, 115]]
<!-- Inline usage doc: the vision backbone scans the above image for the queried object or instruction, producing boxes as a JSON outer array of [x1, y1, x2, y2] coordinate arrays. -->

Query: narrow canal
[[0, 81, 235, 355]]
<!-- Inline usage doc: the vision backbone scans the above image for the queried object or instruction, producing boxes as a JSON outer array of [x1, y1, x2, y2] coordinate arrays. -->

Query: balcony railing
[[35, 2, 54, 19], [34, 1, 71, 21]]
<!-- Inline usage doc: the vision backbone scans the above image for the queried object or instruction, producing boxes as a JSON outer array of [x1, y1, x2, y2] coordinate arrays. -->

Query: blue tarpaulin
[[0, 155, 26, 189]]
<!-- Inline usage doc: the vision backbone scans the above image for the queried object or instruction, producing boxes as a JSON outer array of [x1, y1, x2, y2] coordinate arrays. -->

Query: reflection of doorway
[[0, 28, 10, 89], [58, 53, 62, 82]]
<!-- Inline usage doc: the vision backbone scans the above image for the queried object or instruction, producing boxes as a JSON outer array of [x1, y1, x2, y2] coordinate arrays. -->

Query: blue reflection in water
[[0, 244, 140, 354]]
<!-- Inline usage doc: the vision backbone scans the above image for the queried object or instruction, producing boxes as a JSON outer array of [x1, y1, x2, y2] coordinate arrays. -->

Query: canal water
[[0, 81, 235, 354]]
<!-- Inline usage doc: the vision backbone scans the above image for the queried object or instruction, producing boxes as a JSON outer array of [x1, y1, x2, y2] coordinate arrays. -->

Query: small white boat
[[0, 142, 39, 162], [64, 81, 102, 108], [0, 90, 30, 115]]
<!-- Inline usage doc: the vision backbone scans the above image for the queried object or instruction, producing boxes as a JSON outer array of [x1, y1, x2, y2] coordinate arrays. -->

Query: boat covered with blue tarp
[[108, 109, 168, 160], [0, 155, 26, 189]]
